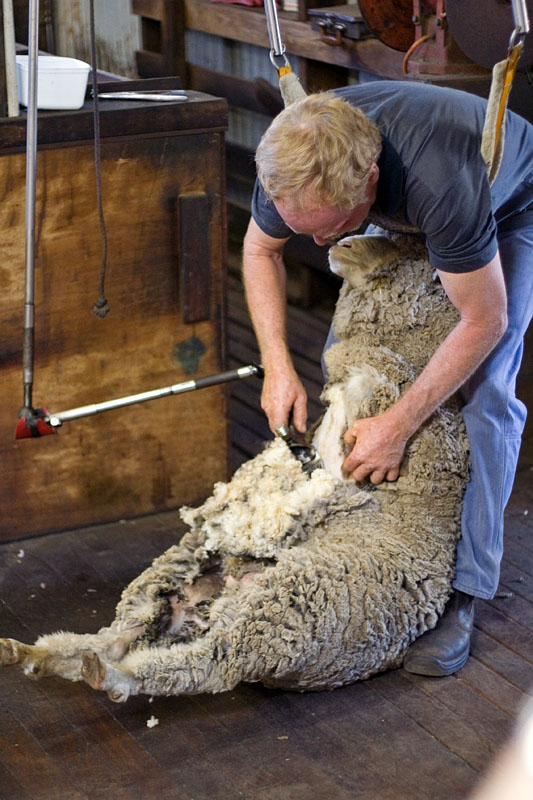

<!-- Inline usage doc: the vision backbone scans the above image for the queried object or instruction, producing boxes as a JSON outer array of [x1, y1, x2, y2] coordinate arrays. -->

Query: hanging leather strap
[[481, 40, 525, 185], [493, 41, 524, 157], [481, 0, 529, 184]]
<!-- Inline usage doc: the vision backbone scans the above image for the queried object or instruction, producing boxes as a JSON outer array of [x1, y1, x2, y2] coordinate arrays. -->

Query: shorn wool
[[0, 232, 469, 702]]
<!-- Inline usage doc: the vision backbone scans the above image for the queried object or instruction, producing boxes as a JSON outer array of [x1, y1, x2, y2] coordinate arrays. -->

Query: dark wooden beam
[[189, 64, 283, 116]]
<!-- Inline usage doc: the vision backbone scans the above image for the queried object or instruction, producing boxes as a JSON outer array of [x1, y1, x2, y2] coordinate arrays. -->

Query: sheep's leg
[[82, 588, 244, 702], [0, 635, 84, 680], [0, 625, 143, 682], [0, 636, 81, 679], [80, 624, 240, 702], [80, 568, 273, 702], [0, 638, 35, 668], [0, 567, 228, 690]]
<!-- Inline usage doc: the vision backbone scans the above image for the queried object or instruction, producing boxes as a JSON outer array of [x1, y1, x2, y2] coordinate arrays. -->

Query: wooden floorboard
[[0, 265, 532, 800]]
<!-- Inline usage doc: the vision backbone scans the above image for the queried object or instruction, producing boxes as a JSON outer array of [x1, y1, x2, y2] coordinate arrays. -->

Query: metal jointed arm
[[46, 364, 264, 427]]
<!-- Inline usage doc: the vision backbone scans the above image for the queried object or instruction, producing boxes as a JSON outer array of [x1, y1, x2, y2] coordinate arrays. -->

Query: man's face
[[274, 164, 379, 247]]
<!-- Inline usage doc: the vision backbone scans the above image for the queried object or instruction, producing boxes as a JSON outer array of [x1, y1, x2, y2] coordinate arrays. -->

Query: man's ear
[[367, 162, 379, 186]]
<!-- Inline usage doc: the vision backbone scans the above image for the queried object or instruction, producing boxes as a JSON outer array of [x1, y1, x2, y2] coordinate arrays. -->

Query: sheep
[[0, 231, 469, 702]]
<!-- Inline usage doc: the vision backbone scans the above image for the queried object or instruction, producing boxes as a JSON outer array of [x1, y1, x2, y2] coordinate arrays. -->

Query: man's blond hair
[[256, 92, 382, 211]]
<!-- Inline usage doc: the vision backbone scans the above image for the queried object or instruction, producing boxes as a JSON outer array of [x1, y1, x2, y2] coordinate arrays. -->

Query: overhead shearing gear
[[481, 0, 531, 183], [15, 365, 264, 438], [264, 0, 289, 72], [262, 0, 306, 105], [493, 0, 530, 159]]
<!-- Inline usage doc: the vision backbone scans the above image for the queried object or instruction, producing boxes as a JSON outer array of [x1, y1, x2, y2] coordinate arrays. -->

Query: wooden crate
[[0, 90, 229, 540]]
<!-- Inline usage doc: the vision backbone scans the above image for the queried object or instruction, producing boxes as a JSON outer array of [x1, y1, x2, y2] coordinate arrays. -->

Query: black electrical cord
[[89, 0, 110, 317]]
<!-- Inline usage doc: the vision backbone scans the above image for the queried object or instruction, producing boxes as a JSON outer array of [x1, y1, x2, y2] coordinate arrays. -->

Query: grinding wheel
[[446, 0, 533, 68]]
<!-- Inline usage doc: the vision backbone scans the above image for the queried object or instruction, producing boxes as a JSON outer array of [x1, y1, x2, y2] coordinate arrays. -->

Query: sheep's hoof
[[81, 652, 106, 690], [0, 638, 24, 666]]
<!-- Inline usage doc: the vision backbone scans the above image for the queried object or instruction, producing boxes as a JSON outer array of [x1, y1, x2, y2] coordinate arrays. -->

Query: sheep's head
[[329, 235, 400, 287]]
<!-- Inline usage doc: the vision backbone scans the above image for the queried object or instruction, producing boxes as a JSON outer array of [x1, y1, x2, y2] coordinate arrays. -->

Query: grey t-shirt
[[251, 81, 533, 273]]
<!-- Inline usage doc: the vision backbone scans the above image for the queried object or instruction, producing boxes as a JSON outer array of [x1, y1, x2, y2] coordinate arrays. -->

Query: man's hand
[[342, 411, 410, 484], [262, 366, 307, 434]]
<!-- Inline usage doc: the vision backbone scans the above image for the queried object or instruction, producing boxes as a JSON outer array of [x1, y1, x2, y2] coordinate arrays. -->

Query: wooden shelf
[[133, 1, 494, 105], [184, 0, 405, 79]]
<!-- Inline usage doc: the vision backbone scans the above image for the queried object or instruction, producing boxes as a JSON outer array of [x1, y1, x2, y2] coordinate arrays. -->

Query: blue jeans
[[454, 225, 533, 599], [322, 225, 533, 600]]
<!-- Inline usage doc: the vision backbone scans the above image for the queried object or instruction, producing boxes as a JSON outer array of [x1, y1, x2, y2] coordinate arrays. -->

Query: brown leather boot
[[403, 590, 475, 676]]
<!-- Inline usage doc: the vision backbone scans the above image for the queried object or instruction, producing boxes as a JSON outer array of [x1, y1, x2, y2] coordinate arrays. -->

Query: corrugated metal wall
[[186, 31, 299, 149], [53, 0, 140, 78]]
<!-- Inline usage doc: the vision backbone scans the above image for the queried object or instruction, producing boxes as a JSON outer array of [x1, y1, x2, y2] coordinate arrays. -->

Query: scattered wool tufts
[[0, 231, 470, 702], [179, 437, 358, 559]]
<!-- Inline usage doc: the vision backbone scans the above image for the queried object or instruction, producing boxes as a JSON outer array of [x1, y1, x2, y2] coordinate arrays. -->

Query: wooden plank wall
[[0, 99, 229, 541]]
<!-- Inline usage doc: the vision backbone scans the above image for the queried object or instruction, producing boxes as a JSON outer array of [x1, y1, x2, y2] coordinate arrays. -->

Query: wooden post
[[132, 0, 187, 81], [179, 192, 211, 324], [3, 0, 19, 116], [12, 0, 53, 51]]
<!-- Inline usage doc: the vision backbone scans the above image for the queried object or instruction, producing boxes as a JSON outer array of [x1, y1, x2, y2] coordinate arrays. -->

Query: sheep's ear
[[329, 235, 400, 287]]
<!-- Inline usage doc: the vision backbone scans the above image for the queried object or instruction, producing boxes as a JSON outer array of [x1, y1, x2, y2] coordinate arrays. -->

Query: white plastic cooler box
[[16, 56, 91, 110]]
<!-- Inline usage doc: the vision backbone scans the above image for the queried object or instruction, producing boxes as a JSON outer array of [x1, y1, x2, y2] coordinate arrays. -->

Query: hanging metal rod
[[22, 0, 40, 413]]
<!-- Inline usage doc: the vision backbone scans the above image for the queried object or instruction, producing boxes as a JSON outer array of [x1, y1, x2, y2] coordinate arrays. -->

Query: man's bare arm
[[242, 217, 308, 432]]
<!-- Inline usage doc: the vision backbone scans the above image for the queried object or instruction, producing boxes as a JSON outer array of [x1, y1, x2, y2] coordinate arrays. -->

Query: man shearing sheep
[[242, 83, 533, 677]]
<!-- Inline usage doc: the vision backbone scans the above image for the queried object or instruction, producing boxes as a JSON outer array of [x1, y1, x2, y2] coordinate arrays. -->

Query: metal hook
[[508, 25, 525, 51], [269, 48, 290, 71]]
